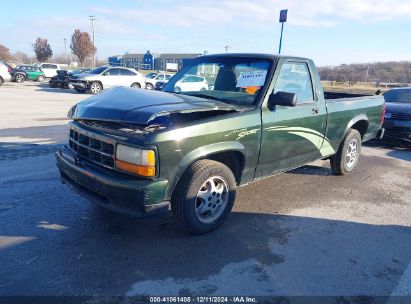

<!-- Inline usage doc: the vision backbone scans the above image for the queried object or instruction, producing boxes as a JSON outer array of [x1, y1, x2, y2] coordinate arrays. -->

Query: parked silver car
[[70, 66, 146, 94], [0, 61, 13, 86]]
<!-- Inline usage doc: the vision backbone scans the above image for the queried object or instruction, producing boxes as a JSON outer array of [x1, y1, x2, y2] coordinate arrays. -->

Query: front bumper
[[56, 146, 169, 217], [70, 81, 88, 90]]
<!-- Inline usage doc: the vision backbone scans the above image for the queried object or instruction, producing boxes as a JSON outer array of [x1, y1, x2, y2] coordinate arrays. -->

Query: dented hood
[[71, 86, 244, 125]]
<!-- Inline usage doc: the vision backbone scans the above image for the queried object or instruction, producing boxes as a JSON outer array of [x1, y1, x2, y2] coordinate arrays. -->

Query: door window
[[274, 62, 314, 103]]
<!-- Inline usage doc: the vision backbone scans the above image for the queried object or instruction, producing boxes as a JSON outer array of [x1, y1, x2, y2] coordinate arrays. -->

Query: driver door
[[255, 60, 327, 178]]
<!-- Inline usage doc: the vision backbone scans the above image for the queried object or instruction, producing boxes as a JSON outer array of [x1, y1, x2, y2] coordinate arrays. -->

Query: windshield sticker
[[236, 70, 267, 88]]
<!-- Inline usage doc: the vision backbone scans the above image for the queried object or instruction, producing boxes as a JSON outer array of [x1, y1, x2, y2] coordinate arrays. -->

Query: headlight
[[115, 144, 156, 177]]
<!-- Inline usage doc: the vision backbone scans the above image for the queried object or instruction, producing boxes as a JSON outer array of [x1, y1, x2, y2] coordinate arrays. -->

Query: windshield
[[145, 73, 157, 79], [88, 66, 108, 74], [163, 57, 273, 106], [384, 89, 411, 103]]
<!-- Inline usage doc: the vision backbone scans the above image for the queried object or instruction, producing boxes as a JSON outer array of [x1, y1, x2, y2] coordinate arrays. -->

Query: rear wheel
[[174, 86, 181, 93], [145, 83, 153, 90], [90, 82, 102, 94], [171, 160, 236, 234], [131, 82, 141, 89], [0, 77, 3, 86], [330, 129, 362, 175], [37, 75, 45, 82], [15, 74, 25, 83]]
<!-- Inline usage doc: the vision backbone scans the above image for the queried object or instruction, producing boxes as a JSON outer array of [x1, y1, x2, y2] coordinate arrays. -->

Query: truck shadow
[[1, 207, 410, 297], [0, 125, 68, 161]]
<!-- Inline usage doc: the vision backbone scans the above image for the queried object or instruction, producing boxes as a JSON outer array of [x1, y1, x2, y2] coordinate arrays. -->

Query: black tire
[[330, 129, 362, 175], [37, 75, 45, 82], [171, 160, 236, 234], [0, 77, 3, 86], [131, 82, 141, 89], [174, 86, 181, 93], [15, 74, 25, 83], [145, 83, 153, 90]]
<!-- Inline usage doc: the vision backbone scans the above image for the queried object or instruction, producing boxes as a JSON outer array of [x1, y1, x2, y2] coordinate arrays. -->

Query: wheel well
[[204, 151, 245, 185], [350, 120, 368, 139], [90, 81, 103, 89]]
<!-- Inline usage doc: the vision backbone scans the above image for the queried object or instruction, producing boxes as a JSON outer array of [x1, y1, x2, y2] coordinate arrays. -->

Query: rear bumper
[[56, 146, 169, 217], [383, 129, 411, 145], [382, 121, 411, 145]]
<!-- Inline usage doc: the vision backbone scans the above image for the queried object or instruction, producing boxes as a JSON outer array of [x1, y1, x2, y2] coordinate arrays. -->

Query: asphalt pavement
[[0, 83, 410, 300]]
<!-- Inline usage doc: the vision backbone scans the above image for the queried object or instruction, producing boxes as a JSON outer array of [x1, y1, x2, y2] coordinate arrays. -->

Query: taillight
[[381, 103, 386, 124]]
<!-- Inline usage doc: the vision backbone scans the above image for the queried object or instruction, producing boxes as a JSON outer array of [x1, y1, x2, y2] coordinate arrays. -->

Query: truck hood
[[70, 86, 247, 125]]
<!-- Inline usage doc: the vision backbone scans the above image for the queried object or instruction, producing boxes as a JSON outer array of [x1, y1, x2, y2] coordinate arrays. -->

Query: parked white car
[[70, 66, 146, 94], [174, 75, 208, 92], [145, 73, 174, 90], [0, 61, 12, 86], [33, 63, 67, 78]]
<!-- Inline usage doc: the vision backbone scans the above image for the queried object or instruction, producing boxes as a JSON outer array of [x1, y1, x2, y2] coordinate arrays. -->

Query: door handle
[[312, 107, 320, 115]]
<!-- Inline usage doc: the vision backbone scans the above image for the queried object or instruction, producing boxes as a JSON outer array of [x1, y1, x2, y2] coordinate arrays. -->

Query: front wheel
[[330, 129, 362, 175], [171, 160, 236, 234], [0, 77, 3, 86], [145, 83, 153, 90], [90, 82, 102, 94], [37, 75, 45, 82]]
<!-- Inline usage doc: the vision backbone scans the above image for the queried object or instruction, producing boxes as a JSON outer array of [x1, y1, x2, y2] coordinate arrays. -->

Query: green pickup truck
[[56, 53, 385, 234]]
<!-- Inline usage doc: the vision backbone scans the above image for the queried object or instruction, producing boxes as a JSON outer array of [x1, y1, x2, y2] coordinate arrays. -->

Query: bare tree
[[70, 29, 96, 67], [12, 51, 30, 64], [33, 38, 53, 62], [0, 44, 12, 61]]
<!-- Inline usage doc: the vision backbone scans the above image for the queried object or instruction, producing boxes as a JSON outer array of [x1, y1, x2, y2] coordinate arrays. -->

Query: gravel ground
[[0, 82, 410, 300]]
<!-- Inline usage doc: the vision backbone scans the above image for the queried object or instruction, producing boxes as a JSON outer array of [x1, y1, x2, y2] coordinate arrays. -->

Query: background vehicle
[[174, 75, 208, 92], [49, 70, 73, 88], [17, 65, 46, 82], [33, 63, 65, 78], [4, 63, 28, 83], [382, 87, 411, 145], [145, 73, 174, 90], [57, 53, 385, 234], [69, 66, 145, 94], [154, 81, 166, 90], [0, 61, 13, 86], [50, 69, 92, 89]]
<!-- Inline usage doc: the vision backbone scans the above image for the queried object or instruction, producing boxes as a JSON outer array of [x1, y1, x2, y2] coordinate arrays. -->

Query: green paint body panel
[[58, 54, 385, 212], [27, 70, 44, 80]]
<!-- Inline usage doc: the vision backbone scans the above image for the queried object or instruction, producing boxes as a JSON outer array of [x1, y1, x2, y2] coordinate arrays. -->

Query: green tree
[[33, 38, 53, 62]]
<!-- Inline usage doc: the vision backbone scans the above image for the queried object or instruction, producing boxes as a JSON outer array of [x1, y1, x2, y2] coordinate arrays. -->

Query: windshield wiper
[[185, 93, 223, 101]]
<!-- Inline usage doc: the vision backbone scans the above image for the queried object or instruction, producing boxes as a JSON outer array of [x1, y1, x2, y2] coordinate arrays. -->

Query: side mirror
[[267, 91, 297, 110]]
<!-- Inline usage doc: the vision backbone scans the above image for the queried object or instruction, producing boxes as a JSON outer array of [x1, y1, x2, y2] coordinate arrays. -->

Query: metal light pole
[[64, 38, 67, 65], [278, 9, 288, 54], [89, 15, 96, 68]]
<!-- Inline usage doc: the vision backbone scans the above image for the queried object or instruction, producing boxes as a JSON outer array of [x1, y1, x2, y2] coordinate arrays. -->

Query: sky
[[1, 0, 411, 66]]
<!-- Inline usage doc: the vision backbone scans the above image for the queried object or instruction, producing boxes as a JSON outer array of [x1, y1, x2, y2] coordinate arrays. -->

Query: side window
[[50, 65, 58, 69], [105, 68, 118, 76], [42, 64, 50, 69], [274, 62, 314, 103], [165, 75, 172, 80], [118, 69, 129, 76]]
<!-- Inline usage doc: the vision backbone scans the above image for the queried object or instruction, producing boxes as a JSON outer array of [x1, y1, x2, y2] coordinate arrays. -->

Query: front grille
[[69, 128, 115, 169], [390, 113, 411, 121]]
